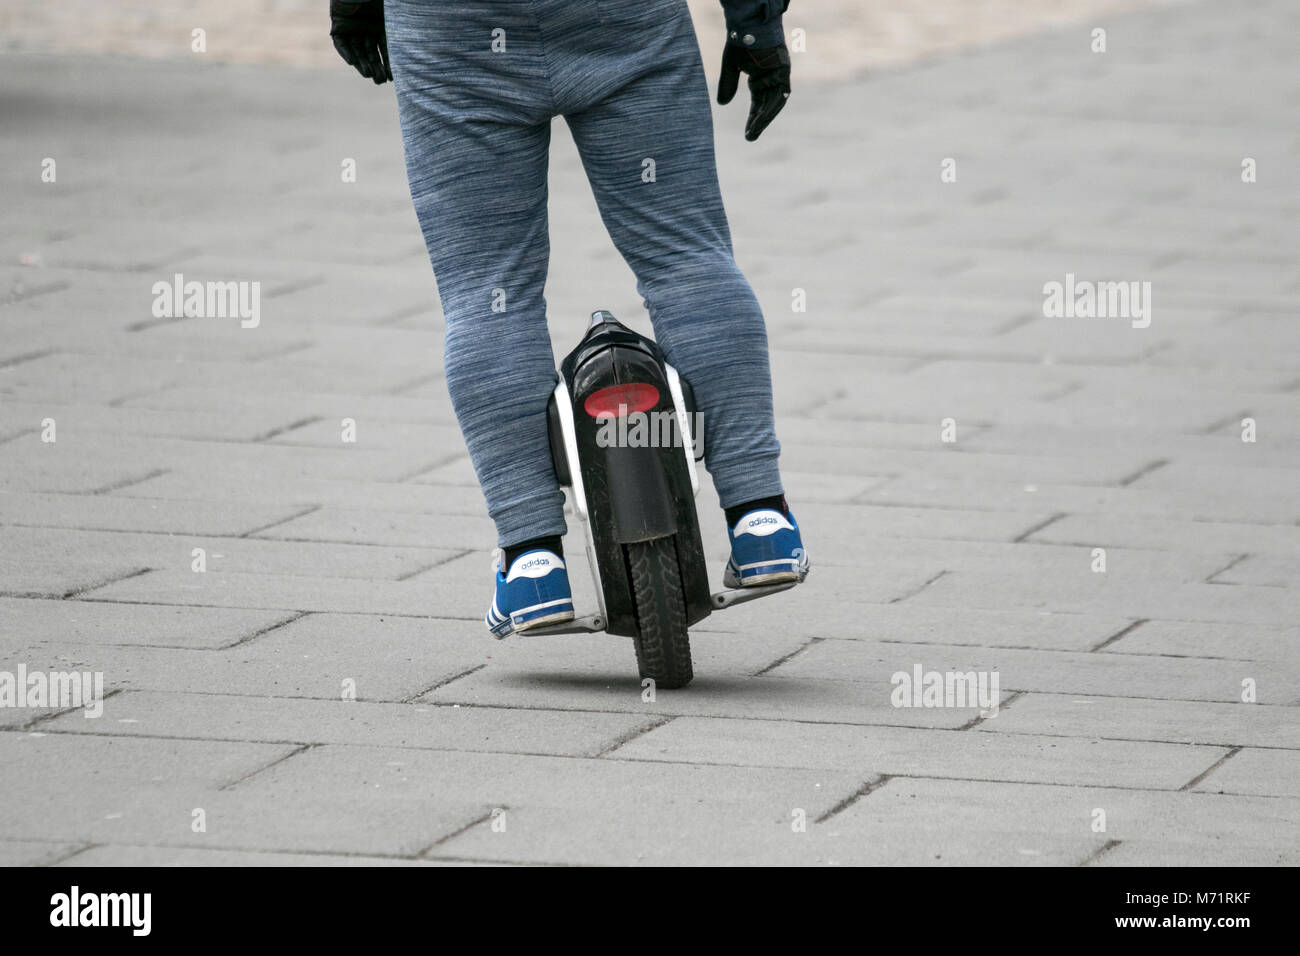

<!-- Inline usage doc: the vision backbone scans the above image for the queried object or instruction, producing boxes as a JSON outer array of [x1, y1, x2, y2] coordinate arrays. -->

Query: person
[[330, 0, 809, 637]]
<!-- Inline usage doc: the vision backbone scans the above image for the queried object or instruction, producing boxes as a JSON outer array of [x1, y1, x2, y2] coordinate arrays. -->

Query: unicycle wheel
[[625, 536, 693, 690]]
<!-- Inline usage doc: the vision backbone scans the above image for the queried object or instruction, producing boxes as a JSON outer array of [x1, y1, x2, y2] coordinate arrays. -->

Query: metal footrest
[[521, 614, 606, 636], [522, 582, 795, 636], [710, 581, 796, 610]]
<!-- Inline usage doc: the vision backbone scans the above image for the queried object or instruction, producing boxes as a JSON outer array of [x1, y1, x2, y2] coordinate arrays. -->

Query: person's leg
[[556, 0, 784, 513], [386, 0, 565, 548]]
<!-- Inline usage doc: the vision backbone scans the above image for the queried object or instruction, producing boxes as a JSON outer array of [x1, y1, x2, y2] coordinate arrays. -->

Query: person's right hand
[[330, 0, 392, 85], [717, 42, 791, 141]]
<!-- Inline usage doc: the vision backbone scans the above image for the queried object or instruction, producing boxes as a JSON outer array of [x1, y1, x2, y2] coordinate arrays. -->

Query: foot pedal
[[711, 581, 796, 610], [521, 614, 606, 636]]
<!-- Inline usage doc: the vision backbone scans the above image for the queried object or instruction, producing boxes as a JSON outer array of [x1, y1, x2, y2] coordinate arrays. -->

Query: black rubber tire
[[625, 536, 693, 690]]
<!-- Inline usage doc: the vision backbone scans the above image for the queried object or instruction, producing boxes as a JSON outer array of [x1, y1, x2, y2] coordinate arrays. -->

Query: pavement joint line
[[874, 631, 1284, 664], [0, 523, 439, 552], [17, 834, 573, 867], [1204, 553, 1248, 585], [1178, 745, 1244, 792], [16, 725, 688, 763], [761, 677, 1271, 707], [0, 347, 56, 370], [393, 452, 469, 482], [219, 742, 317, 791], [374, 303, 431, 327], [591, 715, 676, 759], [1038, 381, 1085, 403], [263, 275, 326, 299], [1150, 249, 1186, 269], [790, 388, 847, 418], [252, 415, 325, 443], [81, 467, 169, 496], [388, 371, 445, 396], [404, 664, 488, 702], [107, 386, 172, 408], [752, 636, 824, 677], [957, 690, 1024, 731], [887, 569, 948, 605], [423, 854, 581, 867], [815, 774, 893, 824], [18, 689, 124, 732], [78, 687, 1022, 727], [60, 567, 152, 601], [125, 314, 191, 333], [609, 761, 1300, 799], [24, 715, 1300, 760], [424, 808, 508, 859], [899, 357, 935, 374], [1, 280, 70, 306], [219, 611, 311, 650], [1198, 409, 1251, 435], [0, 427, 39, 447], [1012, 512, 1067, 543], [775, 342, 1035, 364], [1078, 839, 1123, 867], [241, 504, 322, 538], [963, 723, 1300, 752], [1088, 618, 1148, 653], [250, 340, 316, 362], [37, 843, 99, 868], [0, 682, 1103, 730], [395, 548, 475, 581], [50, 594, 479, 621], [1116, 458, 1170, 487]]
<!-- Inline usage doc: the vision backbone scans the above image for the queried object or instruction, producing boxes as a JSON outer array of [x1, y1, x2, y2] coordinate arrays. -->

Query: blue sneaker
[[723, 509, 811, 588], [485, 548, 575, 638]]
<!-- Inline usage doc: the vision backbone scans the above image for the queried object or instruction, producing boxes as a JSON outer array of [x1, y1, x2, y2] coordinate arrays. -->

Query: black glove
[[716, 42, 791, 141], [331, 0, 392, 85]]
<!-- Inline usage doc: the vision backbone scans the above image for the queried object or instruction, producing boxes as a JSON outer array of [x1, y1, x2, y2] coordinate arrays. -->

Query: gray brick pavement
[[1, 0, 1297, 864]]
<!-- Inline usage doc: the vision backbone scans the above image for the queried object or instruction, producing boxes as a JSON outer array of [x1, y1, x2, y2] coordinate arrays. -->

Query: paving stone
[[1102, 619, 1296, 664], [0, 492, 311, 537], [0, 598, 291, 650], [976, 692, 1300, 748], [769, 638, 1267, 702], [822, 777, 1294, 866], [0, 558, 146, 600], [40, 690, 656, 758], [20, 614, 493, 702], [1191, 747, 1300, 798], [1, 526, 439, 581], [1093, 840, 1299, 866], [0, 839, 86, 866], [608, 716, 1224, 789], [1030, 513, 1300, 555], [2, 0, 1297, 865], [59, 845, 460, 866], [906, 568, 1300, 626]]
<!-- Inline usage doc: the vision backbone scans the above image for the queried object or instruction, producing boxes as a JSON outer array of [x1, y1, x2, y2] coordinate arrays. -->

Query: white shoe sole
[[513, 609, 576, 633], [736, 569, 801, 587]]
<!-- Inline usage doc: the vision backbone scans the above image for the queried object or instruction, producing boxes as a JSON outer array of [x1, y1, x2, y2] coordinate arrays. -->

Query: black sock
[[503, 535, 564, 568], [725, 495, 788, 527]]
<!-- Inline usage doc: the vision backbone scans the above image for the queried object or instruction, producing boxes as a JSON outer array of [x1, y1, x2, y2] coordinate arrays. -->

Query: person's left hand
[[330, 0, 392, 85], [717, 42, 791, 141]]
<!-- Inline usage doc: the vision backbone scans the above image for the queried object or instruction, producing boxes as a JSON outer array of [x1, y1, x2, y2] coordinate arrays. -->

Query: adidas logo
[[506, 552, 565, 582], [736, 511, 793, 537]]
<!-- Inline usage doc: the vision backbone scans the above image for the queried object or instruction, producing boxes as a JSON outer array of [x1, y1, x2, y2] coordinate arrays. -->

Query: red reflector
[[583, 383, 660, 419]]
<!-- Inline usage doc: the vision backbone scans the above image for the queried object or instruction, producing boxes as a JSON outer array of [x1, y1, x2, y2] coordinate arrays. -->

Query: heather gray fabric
[[388, 0, 784, 546]]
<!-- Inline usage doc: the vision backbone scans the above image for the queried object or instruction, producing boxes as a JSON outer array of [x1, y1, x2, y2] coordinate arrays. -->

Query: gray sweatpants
[[388, 0, 784, 545]]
